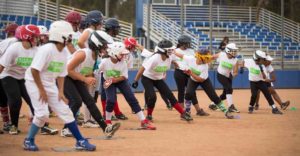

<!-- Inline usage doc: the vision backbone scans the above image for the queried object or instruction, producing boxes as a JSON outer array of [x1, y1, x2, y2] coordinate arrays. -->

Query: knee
[[225, 87, 233, 94], [268, 88, 276, 94], [33, 114, 49, 127], [59, 108, 75, 124]]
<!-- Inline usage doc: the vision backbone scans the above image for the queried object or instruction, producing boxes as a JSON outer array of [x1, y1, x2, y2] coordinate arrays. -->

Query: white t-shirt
[[25, 43, 68, 86], [141, 49, 153, 58], [0, 37, 18, 57], [98, 58, 128, 80], [0, 42, 38, 79], [142, 54, 174, 80], [183, 55, 209, 82], [217, 52, 237, 78], [265, 65, 274, 86], [69, 48, 95, 76], [126, 53, 134, 69], [244, 59, 266, 82], [174, 48, 194, 70]]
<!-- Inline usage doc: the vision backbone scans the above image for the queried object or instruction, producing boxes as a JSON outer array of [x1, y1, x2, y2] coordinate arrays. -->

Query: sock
[[147, 107, 154, 116], [0, 107, 9, 123], [271, 104, 276, 109], [173, 103, 184, 114], [185, 100, 192, 112], [101, 100, 106, 116], [27, 123, 40, 139], [105, 120, 112, 124], [105, 111, 113, 121], [136, 111, 146, 121], [217, 101, 227, 112], [226, 94, 233, 107], [113, 101, 122, 115], [65, 121, 84, 141]]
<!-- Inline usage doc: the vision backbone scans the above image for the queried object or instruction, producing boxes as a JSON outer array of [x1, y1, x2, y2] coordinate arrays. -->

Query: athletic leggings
[[185, 78, 221, 105], [64, 76, 107, 131], [0, 79, 7, 107], [141, 75, 178, 109], [217, 72, 233, 100], [1, 76, 34, 127], [250, 81, 274, 106]]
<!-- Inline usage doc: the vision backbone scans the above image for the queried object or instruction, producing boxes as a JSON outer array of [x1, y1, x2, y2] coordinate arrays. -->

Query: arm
[[111, 76, 126, 83], [134, 66, 145, 82], [189, 71, 206, 83], [265, 71, 276, 82], [66, 42, 77, 54], [56, 77, 68, 104], [173, 50, 184, 59], [31, 68, 48, 103], [77, 30, 90, 49], [0, 65, 4, 74]]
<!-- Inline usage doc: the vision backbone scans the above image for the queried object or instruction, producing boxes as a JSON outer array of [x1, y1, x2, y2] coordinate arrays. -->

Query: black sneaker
[[272, 108, 283, 115], [115, 114, 128, 120], [181, 112, 193, 121], [281, 101, 290, 110], [225, 111, 234, 119], [146, 115, 153, 122], [228, 104, 240, 113], [3, 122, 10, 132], [254, 104, 259, 110], [208, 103, 218, 111], [196, 109, 210, 116], [248, 106, 254, 114]]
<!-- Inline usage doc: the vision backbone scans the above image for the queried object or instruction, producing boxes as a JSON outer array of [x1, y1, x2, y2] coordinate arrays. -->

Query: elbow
[[77, 42, 85, 49]]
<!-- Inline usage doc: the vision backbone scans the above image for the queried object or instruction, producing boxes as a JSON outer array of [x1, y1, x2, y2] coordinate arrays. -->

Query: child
[[254, 54, 290, 110], [132, 39, 193, 122], [98, 42, 156, 129], [242, 50, 282, 114], [23, 21, 95, 151], [173, 49, 233, 119]]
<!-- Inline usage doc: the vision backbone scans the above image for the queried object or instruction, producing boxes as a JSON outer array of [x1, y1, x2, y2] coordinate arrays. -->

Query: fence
[[0, 0, 34, 16]]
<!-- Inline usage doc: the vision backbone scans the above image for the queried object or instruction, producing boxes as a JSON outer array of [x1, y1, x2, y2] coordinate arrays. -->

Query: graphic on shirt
[[106, 70, 121, 78], [80, 67, 93, 76], [250, 67, 260, 75], [16, 57, 33, 67], [221, 61, 233, 69], [47, 61, 64, 73], [154, 66, 168, 73], [190, 67, 201, 75]]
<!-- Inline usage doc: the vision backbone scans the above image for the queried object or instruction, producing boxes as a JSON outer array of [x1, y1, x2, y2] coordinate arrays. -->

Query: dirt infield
[[0, 89, 299, 156]]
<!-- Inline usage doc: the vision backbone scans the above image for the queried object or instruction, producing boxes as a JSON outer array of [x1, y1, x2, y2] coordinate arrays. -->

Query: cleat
[[41, 125, 58, 135], [104, 122, 121, 138], [225, 111, 234, 119], [166, 103, 173, 110], [254, 104, 259, 110], [3, 122, 10, 132], [181, 112, 193, 121], [23, 138, 39, 151], [141, 119, 156, 130], [61, 128, 73, 137], [248, 106, 254, 114], [82, 120, 100, 128], [281, 101, 290, 110], [228, 104, 240, 113], [115, 114, 128, 120], [272, 108, 283, 115], [75, 139, 96, 151], [196, 109, 210, 116], [9, 125, 19, 135], [208, 103, 218, 111]]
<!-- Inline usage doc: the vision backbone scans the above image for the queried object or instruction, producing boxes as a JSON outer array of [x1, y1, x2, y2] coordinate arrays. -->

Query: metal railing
[[143, 4, 200, 48], [259, 8, 300, 43], [38, 0, 132, 41], [0, 0, 34, 16]]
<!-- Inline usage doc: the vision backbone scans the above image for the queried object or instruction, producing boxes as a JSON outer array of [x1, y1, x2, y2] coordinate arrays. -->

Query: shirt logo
[[154, 66, 168, 73], [16, 57, 33, 67], [106, 70, 121, 78], [190, 67, 201, 75], [80, 67, 93, 76], [47, 61, 64, 73], [221, 61, 233, 69], [250, 67, 260, 75]]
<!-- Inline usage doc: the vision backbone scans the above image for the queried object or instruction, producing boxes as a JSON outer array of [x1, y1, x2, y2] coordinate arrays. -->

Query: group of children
[[0, 9, 290, 152]]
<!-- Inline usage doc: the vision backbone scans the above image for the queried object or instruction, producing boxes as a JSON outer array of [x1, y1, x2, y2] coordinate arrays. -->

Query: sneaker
[[115, 114, 128, 120], [228, 104, 240, 113], [141, 119, 156, 130], [208, 103, 218, 111], [23, 138, 39, 151], [272, 108, 283, 115], [82, 120, 100, 128], [225, 111, 234, 119], [3, 122, 10, 132], [254, 104, 259, 110], [146, 115, 153, 122], [181, 112, 193, 121], [104, 122, 121, 138], [9, 125, 19, 135], [281, 101, 290, 110], [61, 128, 73, 137], [248, 106, 254, 114], [41, 125, 58, 135], [75, 139, 96, 151], [196, 109, 210, 116]]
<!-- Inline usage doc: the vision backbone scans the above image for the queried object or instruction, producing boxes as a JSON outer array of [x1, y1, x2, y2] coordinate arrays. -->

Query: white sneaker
[[104, 123, 121, 138], [60, 128, 73, 137], [81, 120, 99, 128]]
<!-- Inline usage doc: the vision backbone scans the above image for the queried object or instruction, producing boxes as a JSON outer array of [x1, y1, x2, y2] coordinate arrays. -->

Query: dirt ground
[[0, 89, 299, 156]]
